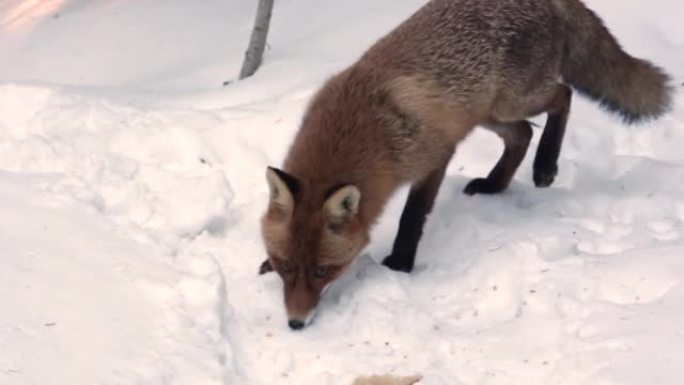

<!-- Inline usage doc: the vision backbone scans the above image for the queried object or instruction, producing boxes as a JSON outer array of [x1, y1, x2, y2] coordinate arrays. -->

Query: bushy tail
[[558, 0, 672, 123]]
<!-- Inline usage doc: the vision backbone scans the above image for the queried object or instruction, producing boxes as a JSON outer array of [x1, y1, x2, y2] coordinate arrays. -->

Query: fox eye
[[313, 265, 329, 278], [281, 260, 294, 274]]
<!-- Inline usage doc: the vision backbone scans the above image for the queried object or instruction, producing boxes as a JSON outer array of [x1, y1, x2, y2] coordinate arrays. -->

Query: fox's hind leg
[[464, 120, 532, 195], [533, 84, 572, 187], [383, 156, 451, 273]]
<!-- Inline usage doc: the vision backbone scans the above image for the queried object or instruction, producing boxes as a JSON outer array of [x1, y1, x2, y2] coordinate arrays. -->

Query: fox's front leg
[[383, 159, 450, 273]]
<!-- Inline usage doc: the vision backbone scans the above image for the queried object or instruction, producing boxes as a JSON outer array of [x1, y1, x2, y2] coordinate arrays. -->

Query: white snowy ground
[[1, 1, 683, 384]]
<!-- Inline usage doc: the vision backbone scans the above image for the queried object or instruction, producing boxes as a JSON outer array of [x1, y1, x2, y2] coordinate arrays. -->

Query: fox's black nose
[[288, 319, 305, 330]]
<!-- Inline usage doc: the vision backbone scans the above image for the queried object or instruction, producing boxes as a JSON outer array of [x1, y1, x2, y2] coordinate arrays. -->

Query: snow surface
[[1, 0, 683, 384]]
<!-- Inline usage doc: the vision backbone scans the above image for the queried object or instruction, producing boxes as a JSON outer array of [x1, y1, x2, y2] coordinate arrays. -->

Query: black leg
[[464, 120, 532, 195], [534, 84, 572, 187], [383, 160, 450, 273]]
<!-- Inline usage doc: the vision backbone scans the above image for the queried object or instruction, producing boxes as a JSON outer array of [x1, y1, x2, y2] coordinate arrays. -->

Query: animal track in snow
[[596, 263, 677, 305], [646, 219, 680, 241]]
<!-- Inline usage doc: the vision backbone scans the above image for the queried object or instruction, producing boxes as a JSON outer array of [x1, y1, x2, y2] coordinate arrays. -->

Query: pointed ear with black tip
[[265, 167, 299, 212], [323, 185, 361, 225], [258, 259, 274, 275]]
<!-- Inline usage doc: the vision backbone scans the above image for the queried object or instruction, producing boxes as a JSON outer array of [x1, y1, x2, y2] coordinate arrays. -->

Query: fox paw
[[533, 164, 557, 187], [382, 254, 414, 273], [463, 178, 505, 195]]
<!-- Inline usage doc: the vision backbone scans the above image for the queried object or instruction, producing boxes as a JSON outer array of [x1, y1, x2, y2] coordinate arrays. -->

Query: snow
[[1, 0, 683, 384]]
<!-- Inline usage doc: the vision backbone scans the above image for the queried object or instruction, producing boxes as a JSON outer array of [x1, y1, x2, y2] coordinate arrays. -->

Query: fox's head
[[260, 167, 369, 330]]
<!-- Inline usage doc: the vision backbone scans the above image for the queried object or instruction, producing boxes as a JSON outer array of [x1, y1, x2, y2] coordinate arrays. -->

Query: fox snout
[[284, 276, 324, 330], [287, 311, 316, 330], [285, 278, 339, 329], [259, 257, 342, 330], [288, 319, 306, 330]]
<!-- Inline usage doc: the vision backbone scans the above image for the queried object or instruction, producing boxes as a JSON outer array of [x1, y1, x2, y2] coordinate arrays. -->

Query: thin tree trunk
[[239, 0, 274, 80]]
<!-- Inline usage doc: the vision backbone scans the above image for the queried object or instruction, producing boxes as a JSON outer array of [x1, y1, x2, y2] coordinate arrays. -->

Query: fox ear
[[266, 167, 299, 211], [323, 185, 361, 224]]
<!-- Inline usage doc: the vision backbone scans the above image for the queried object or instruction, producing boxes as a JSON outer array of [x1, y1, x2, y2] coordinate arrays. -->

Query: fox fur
[[261, 0, 672, 329]]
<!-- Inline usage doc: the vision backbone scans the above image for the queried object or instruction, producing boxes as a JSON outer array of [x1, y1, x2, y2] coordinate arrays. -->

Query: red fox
[[260, 0, 672, 329]]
